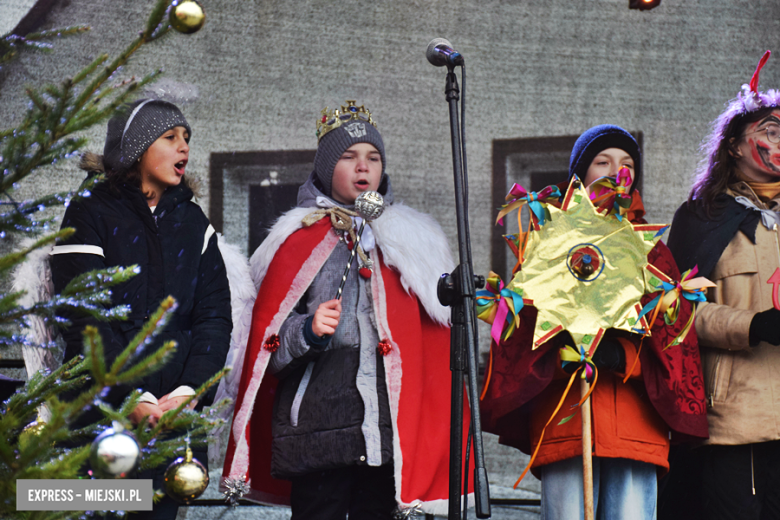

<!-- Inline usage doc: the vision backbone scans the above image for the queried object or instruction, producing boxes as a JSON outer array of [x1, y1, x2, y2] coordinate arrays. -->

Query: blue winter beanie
[[568, 125, 641, 192]]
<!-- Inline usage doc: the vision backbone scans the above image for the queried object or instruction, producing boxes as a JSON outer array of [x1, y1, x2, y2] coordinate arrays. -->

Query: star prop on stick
[[483, 176, 668, 495], [481, 176, 716, 499], [504, 177, 667, 357]]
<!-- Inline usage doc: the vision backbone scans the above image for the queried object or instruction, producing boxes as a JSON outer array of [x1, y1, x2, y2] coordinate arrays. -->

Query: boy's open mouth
[[356, 179, 369, 188]]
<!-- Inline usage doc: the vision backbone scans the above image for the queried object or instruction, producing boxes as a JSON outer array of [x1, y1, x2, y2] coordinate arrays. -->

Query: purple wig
[[691, 51, 780, 204]]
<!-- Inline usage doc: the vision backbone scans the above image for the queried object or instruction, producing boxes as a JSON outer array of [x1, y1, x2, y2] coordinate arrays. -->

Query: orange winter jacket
[[528, 338, 670, 477]]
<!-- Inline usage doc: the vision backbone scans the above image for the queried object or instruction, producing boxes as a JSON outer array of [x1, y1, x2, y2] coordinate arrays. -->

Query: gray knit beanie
[[103, 99, 191, 173], [313, 101, 386, 196]]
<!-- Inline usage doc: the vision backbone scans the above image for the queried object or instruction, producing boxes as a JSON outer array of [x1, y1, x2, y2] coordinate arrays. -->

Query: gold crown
[[316, 100, 377, 141]]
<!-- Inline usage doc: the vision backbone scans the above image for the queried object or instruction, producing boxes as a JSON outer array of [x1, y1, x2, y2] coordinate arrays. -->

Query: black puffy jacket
[[51, 173, 231, 410]]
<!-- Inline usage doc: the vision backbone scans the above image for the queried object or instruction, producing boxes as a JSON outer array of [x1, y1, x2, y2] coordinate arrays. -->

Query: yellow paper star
[[506, 178, 668, 352]]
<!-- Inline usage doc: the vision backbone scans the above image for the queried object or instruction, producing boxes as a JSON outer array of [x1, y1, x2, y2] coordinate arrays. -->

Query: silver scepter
[[335, 190, 385, 300]]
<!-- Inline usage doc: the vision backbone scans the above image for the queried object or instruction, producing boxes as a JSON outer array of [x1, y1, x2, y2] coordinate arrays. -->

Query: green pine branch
[[0, 1, 232, 518], [0, 26, 90, 66], [0, 0, 171, 204], [0, 298, 228, 518]]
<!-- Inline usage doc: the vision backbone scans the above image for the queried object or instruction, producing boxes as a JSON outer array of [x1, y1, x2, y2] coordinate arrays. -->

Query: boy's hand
[[312, 299, 341, 337]]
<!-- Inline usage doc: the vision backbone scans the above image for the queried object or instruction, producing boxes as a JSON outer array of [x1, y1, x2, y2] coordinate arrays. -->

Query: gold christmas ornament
[[89, 421, 141, 479], [19, 421, 45, 451], [164, 446, 209, 503], [169, 0, 206, 34]]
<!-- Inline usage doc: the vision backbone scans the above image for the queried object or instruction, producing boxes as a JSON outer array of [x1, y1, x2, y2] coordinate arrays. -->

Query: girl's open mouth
[[174, 160, 187, 175]]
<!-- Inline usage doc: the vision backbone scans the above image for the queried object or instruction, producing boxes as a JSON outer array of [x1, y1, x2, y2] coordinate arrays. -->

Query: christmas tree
[[0, 1, 225, 517]]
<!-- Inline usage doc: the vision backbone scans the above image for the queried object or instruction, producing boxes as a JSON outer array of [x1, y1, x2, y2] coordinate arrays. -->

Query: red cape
[[223, 217, 472, 514]]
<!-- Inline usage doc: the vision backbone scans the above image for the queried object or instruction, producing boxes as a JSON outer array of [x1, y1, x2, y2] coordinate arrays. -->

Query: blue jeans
[[541, 456, 657, 520]]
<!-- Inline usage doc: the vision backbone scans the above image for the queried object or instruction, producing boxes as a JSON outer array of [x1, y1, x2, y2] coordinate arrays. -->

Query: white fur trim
[[249, 207, 313, 290], [49, 244, 105, 257], [210, 234, 256, 463], [202, 225, 216, 255], [250, 205, 455, 325], [371, 203, 455, 326]]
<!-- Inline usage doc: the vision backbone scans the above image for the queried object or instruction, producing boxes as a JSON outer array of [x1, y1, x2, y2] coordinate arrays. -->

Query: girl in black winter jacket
[[51, 99, 232, 520]]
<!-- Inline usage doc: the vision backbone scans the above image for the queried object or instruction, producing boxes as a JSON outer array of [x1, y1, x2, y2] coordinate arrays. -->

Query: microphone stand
[[436, 63, 491, 520]]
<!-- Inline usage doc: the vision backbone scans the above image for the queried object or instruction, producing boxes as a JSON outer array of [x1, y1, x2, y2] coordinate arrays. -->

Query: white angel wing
[[12, 239, 62, 421]]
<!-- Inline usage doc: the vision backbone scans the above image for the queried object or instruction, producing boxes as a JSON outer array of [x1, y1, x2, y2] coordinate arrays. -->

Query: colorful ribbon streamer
[[513, 348, 599, 489], [588, 167, 633, 221], [476, 272, 525, 345], [496, 184, 561, 228], [559, 344, 596, 383], [632, 265, 715, 350]]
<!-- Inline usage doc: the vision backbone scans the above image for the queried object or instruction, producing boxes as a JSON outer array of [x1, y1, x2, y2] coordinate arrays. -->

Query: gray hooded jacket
[[268, 173, 395, 478]]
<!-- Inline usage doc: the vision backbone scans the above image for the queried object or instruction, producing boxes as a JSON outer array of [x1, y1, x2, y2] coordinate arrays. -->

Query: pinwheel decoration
[[633, 265, 715, 350], [476, 272, 528, 346]]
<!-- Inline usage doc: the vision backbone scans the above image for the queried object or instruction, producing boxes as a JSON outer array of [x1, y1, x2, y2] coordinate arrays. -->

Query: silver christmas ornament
[[89, 421, 141, 479]]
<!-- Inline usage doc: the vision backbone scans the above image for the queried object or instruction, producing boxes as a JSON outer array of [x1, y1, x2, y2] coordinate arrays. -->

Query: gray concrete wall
[[4, 1, 779, 264], [2, 0, 780, 517]]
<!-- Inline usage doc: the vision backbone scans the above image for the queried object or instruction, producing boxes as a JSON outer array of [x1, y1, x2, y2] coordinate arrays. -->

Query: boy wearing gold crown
[[222, 101, 468, 517]]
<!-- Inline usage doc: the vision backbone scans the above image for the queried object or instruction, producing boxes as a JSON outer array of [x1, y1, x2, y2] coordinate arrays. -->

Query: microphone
[[426, 38, 464, 67]]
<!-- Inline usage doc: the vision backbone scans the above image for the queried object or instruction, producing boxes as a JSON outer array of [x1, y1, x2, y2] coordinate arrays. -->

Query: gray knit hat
[[103, 99, 191, 173], [313, 101, 386, 196]]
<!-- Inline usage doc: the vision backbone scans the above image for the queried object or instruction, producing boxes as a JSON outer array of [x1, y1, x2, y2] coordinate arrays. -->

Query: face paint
[[734, 109, 780, 182], [755, 141, 780, 172]]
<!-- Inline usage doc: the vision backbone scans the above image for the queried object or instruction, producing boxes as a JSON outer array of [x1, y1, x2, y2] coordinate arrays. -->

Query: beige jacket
[[695, 183, 780, 445]]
